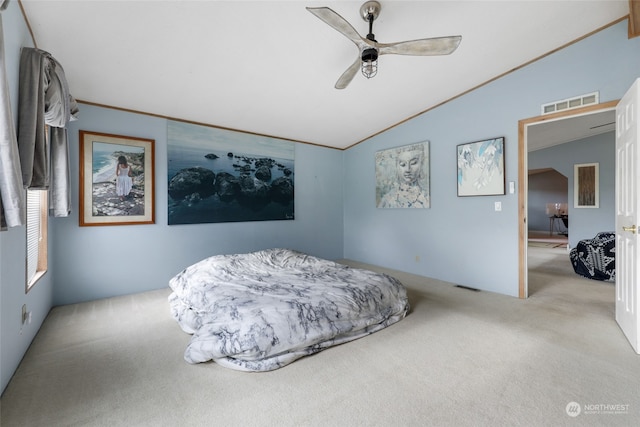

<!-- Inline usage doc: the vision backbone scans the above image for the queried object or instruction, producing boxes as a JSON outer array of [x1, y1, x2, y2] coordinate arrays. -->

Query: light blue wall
[[55, 105, 344, 305], [529, 132, 615, 247], [0, 1, 54, 394], [343, 20, 640, 296]]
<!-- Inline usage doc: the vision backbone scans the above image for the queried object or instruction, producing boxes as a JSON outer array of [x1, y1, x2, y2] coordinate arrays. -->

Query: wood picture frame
[[457, 137, 505, 196], [574, 162, 599, 208], [79, 130, 155, 226]]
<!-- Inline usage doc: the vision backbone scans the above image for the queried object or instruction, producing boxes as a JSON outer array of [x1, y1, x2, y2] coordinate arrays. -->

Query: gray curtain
[[0, 3, 26, 230], [18, 48, 51, 189], [18, 47, 78, 217], [49, 126, 71, 216]]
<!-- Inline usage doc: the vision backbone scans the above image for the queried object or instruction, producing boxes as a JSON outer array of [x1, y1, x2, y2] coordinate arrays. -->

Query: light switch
[[495, 201, 502, 211], [509, 181, 515, 194]]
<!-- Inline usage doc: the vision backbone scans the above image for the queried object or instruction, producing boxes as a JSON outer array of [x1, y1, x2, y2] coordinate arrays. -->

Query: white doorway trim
[[517, 100, 619, 299]]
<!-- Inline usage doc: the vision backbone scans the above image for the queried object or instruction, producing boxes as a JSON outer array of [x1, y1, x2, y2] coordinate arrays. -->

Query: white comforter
[[168, 248, 409, 371]]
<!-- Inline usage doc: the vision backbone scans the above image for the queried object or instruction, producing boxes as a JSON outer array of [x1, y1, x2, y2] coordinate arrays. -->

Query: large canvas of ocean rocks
[[167, 120, 295, 225]]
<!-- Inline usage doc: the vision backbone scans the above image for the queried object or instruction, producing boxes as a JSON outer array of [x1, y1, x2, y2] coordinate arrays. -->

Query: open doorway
[[518, 100, 618, 298]]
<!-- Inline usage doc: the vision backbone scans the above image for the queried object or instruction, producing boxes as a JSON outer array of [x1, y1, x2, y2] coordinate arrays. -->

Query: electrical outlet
[[22, 304, 27, 324], [494, 201, 502, 211]]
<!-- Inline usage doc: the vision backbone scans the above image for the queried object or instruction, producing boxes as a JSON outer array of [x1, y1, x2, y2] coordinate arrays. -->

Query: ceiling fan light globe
[[361, 47, 379, 79], [362, 59, 378, 79]]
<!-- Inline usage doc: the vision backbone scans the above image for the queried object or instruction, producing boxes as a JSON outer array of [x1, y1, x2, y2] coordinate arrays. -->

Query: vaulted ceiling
[[19, 1, 630, 149]]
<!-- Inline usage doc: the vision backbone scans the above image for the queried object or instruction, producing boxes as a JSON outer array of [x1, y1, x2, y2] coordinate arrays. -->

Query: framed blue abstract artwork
[[457, 137, 505, 197]]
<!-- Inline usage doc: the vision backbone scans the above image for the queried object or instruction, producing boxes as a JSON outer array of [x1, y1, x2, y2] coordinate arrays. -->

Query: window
[[26, 189, 47, 291]]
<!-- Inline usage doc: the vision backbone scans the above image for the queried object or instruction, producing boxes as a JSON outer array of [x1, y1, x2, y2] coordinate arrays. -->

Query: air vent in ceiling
[[541, 92, 599, 115]]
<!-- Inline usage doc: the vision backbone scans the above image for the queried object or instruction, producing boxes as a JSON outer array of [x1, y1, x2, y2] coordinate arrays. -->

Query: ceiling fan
[[307, 1, 462, 89]]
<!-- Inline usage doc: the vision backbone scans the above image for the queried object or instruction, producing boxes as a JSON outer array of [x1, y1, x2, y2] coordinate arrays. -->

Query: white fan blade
[[306, 7, 365, 45], [335, 57, 361, 90], [378, 35, 462, 56]]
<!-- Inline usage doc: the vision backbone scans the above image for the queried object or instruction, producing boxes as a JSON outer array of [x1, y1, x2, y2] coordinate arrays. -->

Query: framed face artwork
[[79, 131, 155, 226], [375, 142, 430, 208]]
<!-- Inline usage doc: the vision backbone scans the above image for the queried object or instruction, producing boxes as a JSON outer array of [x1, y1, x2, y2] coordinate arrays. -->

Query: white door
[[615, 78, 640, 354]]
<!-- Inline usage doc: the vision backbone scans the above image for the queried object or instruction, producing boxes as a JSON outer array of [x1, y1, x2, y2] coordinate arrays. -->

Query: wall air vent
[[541, 92, 599, 115]]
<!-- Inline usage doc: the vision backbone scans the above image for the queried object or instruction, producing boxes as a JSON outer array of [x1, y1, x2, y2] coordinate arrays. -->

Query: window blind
[[26, 190, 41, 283]]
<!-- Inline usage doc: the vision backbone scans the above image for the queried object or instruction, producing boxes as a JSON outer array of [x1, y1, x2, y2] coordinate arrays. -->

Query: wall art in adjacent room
[[574, 162, 599, 208]]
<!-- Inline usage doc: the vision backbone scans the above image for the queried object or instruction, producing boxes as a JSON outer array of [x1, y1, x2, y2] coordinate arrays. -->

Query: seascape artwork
[[375, 142, 430, 209], [167, 120, 295, 225], [457, 137, 505, 197]]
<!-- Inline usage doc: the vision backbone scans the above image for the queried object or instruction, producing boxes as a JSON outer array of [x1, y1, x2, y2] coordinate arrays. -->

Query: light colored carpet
[[1, 248, 638, 426]]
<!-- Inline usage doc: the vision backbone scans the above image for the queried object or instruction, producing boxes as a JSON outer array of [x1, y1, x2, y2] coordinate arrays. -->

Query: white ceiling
[[19, 0, 629, 150], [527, 109, 617, 152]]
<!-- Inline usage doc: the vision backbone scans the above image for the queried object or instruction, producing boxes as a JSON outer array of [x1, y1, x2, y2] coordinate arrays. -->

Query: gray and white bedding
[[168, 248, 409, 371]]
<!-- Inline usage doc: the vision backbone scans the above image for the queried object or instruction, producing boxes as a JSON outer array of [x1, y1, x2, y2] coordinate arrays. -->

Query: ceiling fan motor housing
[[362, 47, 378, 62]]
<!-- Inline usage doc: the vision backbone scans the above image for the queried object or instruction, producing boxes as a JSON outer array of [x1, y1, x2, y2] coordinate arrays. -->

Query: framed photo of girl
[[79, 130, 155, 226]]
